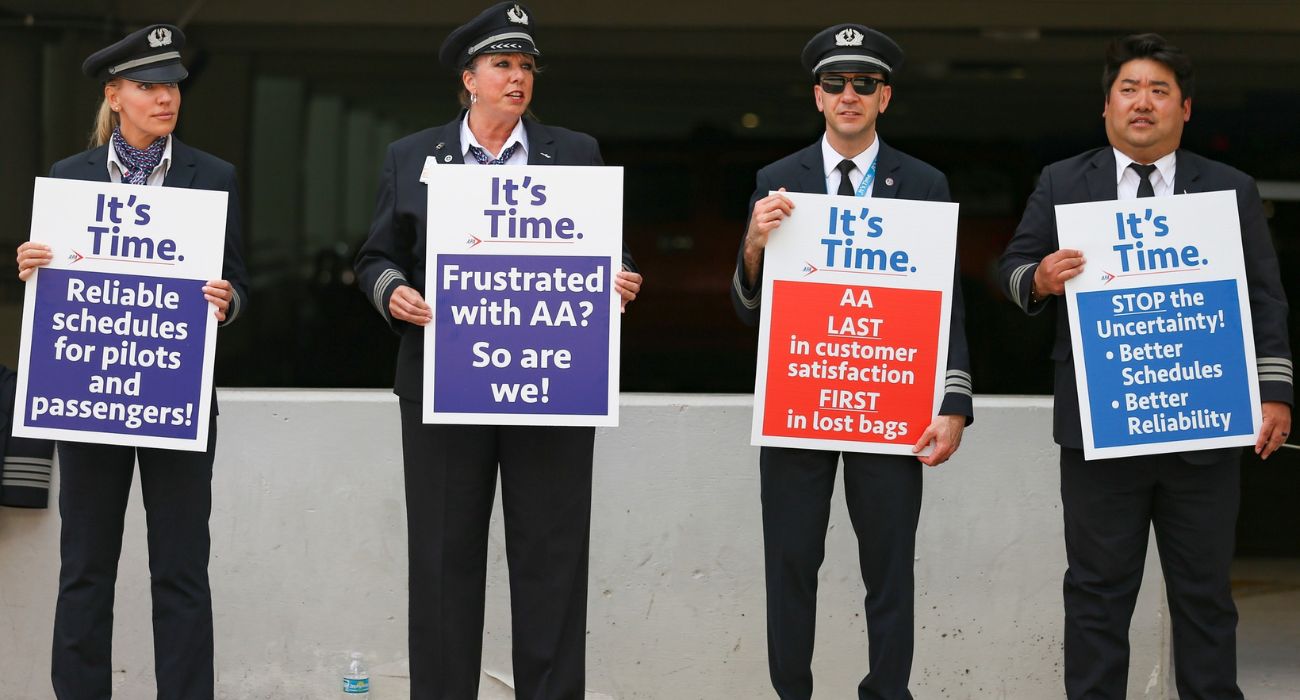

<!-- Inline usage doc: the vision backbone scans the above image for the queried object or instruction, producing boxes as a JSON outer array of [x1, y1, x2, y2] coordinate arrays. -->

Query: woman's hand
[[16, 242, 53, 281], [615, 270, 643, 311], [204, 280, 235, 322], [390, 285, 433, 325]]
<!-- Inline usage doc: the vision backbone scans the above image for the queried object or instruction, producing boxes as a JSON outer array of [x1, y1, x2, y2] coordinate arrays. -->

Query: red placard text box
[[761, 280, 941, 447]]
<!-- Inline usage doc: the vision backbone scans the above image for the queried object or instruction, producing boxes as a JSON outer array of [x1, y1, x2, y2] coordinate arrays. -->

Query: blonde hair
[[90, 79, 121, 148]]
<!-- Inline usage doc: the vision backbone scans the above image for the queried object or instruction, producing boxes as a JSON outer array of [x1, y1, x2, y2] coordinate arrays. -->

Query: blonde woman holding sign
[[14, 24, 246, 699]]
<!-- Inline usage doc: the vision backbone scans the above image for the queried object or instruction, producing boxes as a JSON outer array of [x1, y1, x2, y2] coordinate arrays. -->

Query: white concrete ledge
[[0, 392, 1168, 699]]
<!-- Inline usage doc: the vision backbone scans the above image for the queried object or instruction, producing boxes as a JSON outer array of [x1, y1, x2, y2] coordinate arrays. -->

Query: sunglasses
[[818, 75, 884, 95]]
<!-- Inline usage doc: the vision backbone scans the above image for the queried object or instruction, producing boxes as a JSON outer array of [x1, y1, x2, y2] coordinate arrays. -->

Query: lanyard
[[854, 157, 879, 197]]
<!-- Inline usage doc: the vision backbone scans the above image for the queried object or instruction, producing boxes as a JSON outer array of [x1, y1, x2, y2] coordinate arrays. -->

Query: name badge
[[419, 156, 437, 184]]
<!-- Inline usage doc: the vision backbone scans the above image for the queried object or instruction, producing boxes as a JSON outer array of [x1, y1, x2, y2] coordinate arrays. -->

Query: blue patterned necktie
[[467, 142, 519, 165], [110, 127, 167, 185]]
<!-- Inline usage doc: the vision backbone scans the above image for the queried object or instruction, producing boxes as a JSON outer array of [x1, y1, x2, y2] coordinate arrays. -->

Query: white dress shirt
[[1113, 148, 1177, 199], [822, 134, 881, 196], [460, 115, 529, 165]]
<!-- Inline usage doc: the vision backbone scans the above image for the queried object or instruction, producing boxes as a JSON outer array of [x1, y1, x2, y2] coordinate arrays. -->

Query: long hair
[[89, 79, 121, 148]]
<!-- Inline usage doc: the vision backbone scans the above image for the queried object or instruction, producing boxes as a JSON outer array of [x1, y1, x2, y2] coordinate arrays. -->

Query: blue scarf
[[111, 127, 168, 185]]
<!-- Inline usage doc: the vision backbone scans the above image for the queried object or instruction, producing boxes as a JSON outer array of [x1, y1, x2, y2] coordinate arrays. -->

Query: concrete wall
[[0, 393, 1169, 699]]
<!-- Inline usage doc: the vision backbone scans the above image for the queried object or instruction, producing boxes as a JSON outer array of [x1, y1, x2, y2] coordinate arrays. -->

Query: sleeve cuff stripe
[[1009, 263, 1035, 310], [2, 473, 50, 484], [1258, 373, 1293, 384], [945, 387, 973, 397], [4, 457, 53, 468], [732, 268, 760, 310], [373, 269, 407, 315], [227, 288, 242, 323]]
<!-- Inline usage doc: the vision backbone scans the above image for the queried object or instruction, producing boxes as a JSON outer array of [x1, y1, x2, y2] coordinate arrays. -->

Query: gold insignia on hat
[[147, 27, 173, 48], [507, 4, 529, 25], [835, 28, 864, 47]]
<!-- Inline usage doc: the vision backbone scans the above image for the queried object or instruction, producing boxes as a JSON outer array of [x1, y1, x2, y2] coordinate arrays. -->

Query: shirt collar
[[106, 135, 173, 182], [1112, 148, 1176, 188], [460, 115, 529, 162], [821, 133, 880, 180]]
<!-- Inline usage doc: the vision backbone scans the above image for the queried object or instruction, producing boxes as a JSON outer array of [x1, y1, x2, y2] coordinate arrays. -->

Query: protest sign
[[424, 165, 622, 426], [14, 178, 226, 451], [752, 192, 958, 454], [1058, 190, 1260, 460]]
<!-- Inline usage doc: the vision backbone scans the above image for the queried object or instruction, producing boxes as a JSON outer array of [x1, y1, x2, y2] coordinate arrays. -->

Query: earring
[[470, 93, 478, 105]]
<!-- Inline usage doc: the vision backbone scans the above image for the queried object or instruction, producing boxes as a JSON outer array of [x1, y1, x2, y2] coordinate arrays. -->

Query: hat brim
[[816, 60, 890, 78], [113, 63, 189, 84]]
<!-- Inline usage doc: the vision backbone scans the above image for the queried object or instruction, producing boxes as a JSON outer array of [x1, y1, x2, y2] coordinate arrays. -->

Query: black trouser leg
[[1060, 448, 1156, 700], [138, 424, 217, 700], [760, 447, 838, 700], [842, 453, 921, 700], [1153, 453, 1243, 700], [500, 425, 594, 700], [51, 442, 137, 700], [400, 401, 498, 700]]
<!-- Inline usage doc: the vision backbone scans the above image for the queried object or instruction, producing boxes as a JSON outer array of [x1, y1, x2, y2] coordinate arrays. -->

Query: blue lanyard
[[853, 157, 879, 197]]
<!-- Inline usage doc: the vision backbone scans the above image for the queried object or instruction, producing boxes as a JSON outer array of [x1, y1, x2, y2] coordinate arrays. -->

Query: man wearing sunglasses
[[730, 23, 972, 700]]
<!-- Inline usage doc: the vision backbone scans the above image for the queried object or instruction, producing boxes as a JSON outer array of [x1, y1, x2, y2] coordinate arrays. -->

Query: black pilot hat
[[438, 2, 540, 71], [800, 24, 903, 82], [82, 24, 188, 83]]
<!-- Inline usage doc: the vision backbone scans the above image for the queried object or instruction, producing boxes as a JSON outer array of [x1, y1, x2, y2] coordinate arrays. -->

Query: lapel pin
[[885, 177, 895, 186], [435, 142, 444, 150], [443, 155, 452, 163], [540, 151, 552, 159]]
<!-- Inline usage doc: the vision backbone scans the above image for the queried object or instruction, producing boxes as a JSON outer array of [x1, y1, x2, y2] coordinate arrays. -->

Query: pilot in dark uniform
[[729, 23, 973, 700], [997, 33, 1292, 700], [15, 24, 248, 700], [352, 4, 641, 698]]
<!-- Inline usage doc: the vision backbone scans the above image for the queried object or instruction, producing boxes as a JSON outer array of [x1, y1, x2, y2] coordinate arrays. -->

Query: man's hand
[[1256, 401, 1292, 460], [1032, 248, 1086, 298], [742, 188, 795, 286], [913, 414, 965, 467]]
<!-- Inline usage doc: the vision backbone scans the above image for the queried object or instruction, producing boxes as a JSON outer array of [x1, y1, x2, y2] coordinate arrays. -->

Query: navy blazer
[[354, 115, 637, 401], [998, 147, 1293, 451], [729, 138, 974, 421], [47, 139, 250, 326]]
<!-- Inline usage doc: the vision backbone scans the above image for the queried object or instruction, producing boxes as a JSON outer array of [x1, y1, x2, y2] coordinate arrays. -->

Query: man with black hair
[[999, 33, 1292, 699]]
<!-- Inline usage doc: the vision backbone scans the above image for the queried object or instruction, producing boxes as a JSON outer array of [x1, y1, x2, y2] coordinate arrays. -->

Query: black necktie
[[1129, 162, 1157, 198], [836, 159, 856, 196]]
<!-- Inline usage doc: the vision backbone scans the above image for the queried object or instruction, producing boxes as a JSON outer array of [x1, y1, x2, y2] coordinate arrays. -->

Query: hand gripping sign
[[752, 192, 958, 454], [424, 165, 623, 426], [14, 178, 226, 451], [1058, 190, 1261, 460]]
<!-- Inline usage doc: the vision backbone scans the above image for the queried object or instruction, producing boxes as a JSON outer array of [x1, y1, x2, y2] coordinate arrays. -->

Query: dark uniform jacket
[[354, 115, 637, 402], [47, 138, 250, 326], [0, 366, 55, 508], [729, 138, 974, 421], [997, 147, 1293, 451]]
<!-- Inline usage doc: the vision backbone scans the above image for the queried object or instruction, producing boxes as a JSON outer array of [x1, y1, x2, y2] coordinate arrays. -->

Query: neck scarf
[[111, 127, 167, 185], [467, 142, 519, 165]]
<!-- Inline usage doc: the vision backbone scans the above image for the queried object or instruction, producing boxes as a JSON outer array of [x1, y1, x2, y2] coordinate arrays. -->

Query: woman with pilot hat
[[354, 3, 641, 697], [14, 24, 247, 699]]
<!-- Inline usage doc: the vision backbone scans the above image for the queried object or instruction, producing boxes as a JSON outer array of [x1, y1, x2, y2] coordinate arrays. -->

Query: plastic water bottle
[[343, 652, 370, 695]]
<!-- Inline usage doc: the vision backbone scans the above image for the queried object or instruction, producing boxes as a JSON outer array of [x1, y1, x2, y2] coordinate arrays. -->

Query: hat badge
[[507, 4, 529, 25], [835, 28, 864, 47], [147, 27, 173, 48]]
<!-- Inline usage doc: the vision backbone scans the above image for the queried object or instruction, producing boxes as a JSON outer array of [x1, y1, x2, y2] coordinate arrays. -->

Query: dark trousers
[[51, 428, 217, 700], [400, 400, 594, 700], [1060, 447, 1242, 700], [760, 447, 922, 700]]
